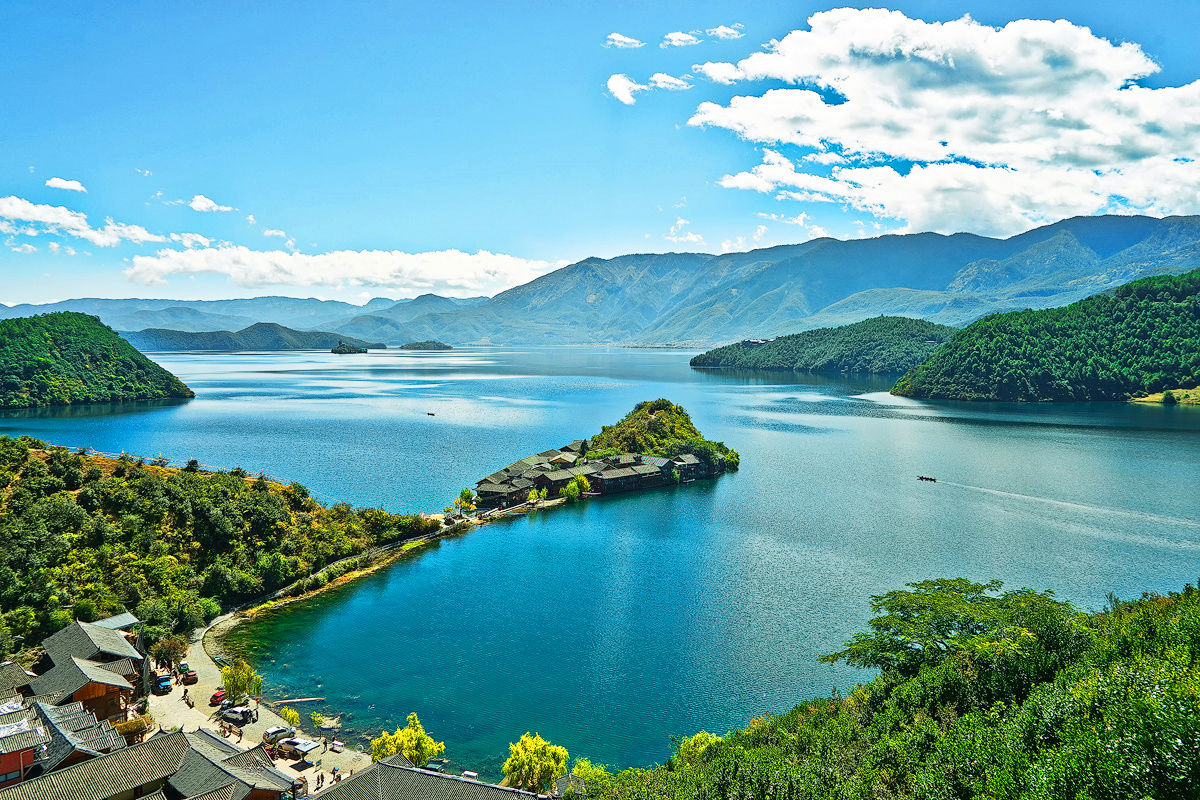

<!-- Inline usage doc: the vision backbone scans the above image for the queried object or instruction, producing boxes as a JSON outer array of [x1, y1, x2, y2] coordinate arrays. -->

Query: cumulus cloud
[[706, 24, 744, 40], [125, 245, 564, 297], [187, 194, 233, 212], [0, 196, 166, 247], [649, 73, 693, 91], [607, 73, 649, 105], [604, 32, 644, 48], [685, 8, 1200, 235], [661, 31, 702, 48], [664, 217, 704, 244], [45, 177, 87, 193], [246, 214, 256, 225], [169, 232, 212, 249], [10, 242, 36, 254], [263, 229, 287, 238]]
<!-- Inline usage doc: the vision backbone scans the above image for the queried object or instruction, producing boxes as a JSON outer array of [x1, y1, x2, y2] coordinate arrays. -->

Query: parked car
[[262, 726, 296, 744], [277, 738, 321, 758], [153, 672, 173, 695], [181, 670, 198, 685], [209, 689, 226, 705], [222, 706, 253, 723]]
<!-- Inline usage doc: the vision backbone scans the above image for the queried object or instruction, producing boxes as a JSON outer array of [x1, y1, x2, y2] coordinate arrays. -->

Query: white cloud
[[607, 73, 649, 105], [45, 177, 87, 193], [649, 73, 693, 91], [169, 232, 212, 249], [661, 31, 702, 48], [604, 32, 644, 49], [263, 228, 287, 238], [759, 211, 810, 226], [47, 242, 77, 255], [721, 236, 746, 253], [0, 196, 166, 247], [664, 217, 705, 244], [125, 245, 564, 297], [706, 24, 744, 40], [753, 224, 768, 241], [187, 194, 233, 212], [685, 8, 1200, 235], [135, 168, 152, 177], [10, 242, 36, 254], [246, 214, 256, 225]]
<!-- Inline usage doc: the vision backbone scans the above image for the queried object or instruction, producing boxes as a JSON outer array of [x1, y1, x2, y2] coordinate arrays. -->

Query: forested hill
[[583, 579, 1200, 799], [690, 317, 958, 373], [892, 268, 1200, 401], [121, 322, 385, 351], [0, 312, 193, 408], [0, 436, 441, 656], [588, 399, 739, 470]]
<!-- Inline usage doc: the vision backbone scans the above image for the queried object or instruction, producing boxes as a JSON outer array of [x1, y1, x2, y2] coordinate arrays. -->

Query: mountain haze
[[121, 323, 386, 352]]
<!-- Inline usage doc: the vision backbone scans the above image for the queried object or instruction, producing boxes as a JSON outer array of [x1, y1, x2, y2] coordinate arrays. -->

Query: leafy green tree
[[149, 635, 188, 667], [503, 732, 568, 793], [675, 731, 721, 768], [453, 488, 476, 516], [279, 706, 301, 727], [220, 658, 263, 702], [371, 712, 445, 765], [310, 711, 324, 729], [559, 475, 591, 503]]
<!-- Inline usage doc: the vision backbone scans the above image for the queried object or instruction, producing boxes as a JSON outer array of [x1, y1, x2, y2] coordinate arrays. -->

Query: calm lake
[[4, 346, 1200, 776]]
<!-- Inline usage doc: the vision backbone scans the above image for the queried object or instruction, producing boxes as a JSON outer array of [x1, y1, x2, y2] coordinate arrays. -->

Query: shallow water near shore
[[4, 346, 1200, 777]]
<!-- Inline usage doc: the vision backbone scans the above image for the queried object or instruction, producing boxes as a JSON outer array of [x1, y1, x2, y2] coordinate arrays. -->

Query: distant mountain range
[[6, 214, 1200, 346], [121, 323, 385, 352]]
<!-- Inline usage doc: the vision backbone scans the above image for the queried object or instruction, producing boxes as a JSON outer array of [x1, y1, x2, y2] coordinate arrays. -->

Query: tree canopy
[[503, 732, 568, 793], [221, 658, 263, 702], [691, 316, 957, 373], [893, 267, 1200, 400], [0, 312, 193, 408], [371, 712, 446, 766]]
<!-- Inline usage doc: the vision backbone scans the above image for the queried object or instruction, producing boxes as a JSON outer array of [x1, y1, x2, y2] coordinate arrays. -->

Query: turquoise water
[[4, 347, 1200, 776]]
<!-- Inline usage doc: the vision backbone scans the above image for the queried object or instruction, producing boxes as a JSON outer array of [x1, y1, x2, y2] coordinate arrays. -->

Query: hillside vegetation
[[122, 322, 385, 351], [0, 437, 440, 655], [588, 399, 739, 470], [0, 312, 193, 408], [399, 340, 452, 350], [893, 268, 1200, 401], [690, 317, 957, 373], [583, 578, 1200, 800]]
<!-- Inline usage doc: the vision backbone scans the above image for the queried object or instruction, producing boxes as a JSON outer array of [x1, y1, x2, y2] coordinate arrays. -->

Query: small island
[[399, 340, 453, 350], [473, 399, 738, 508], [331, 340, 367, 354]]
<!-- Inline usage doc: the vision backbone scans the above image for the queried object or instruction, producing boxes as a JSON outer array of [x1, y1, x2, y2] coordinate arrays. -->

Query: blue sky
[[3, 1, 1200, 304]]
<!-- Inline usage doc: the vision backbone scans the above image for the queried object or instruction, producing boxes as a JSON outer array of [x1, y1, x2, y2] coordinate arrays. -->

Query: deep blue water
[[4, 347, 1200, 776]]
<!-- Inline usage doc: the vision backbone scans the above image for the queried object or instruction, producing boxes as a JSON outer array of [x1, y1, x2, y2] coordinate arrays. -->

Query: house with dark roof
[[35, 700, 125, 774], [28, 658, 133, 725], [32, 621, 150, 701], [0, 667, 31, 699], [0, 698, 48, 789], [90, 614, 140, 632], [316, 753, 539, 800]]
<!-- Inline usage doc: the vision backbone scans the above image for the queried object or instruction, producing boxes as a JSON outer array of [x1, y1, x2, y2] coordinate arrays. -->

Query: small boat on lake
[[427, 412, 436, 416], [917, 475, 936, 482]]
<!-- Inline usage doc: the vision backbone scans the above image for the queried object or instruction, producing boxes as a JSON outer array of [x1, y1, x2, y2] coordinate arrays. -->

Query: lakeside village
[[0, 400, 736, 800]]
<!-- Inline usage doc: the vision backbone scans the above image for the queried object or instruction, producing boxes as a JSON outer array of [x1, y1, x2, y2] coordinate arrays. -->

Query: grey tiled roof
[[29, 657, 133, 701], [167, 730, 297, 799], [0, 702, 49, 755], [599, 467, 637, 479], [91, 613, 140, 631], [40, 621, 142, 663], [37, 701, 124, 770], [316, 756, 540, 800], [98, 658, 137, 677], [184, 786, 239, 800], [0, 663, 32, 695], [0, 729, 190, 800]]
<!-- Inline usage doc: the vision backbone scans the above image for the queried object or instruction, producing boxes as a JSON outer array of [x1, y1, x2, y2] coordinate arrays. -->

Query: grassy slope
[[690, 317, 958, 373], [0, 312, 194, 408]]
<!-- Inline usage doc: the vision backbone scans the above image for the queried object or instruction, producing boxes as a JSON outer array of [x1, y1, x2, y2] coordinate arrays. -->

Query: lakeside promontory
[[399, 340, 453, 350], [690, 316, 957, 374], [0, 312, 194, 408], [893, 268, 1200, 401]]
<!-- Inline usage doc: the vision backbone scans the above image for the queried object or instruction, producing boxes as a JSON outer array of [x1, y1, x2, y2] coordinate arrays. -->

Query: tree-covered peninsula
[[588, 398, 739, 470], [0, 436, 441, 656], [399, 340, 453, 350], [122, 322, 385, 352], [690, 317, 958, 374], [0, 312, 194, 408], [893, 268, 1200, 401], [581, 578, 1200, 800]]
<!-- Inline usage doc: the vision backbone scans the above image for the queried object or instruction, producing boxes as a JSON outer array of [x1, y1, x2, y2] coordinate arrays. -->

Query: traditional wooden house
[[34, 700, 125, 774], [0, 698, 48, 789], [671, 453, 703, 478], [317, 752, 538, 800], [33, 620, 149, 699], [28, 657, 134, 725]]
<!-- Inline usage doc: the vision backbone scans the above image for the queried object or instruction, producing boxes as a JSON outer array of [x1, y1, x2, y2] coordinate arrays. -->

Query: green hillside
[[690, 317, 957, 373], [588, 399, 739, 470], [584, 578, 1200, 800], [0, 437, 441, 655], [122, 322, 385, 351], [0, 313, 193, 408], [893, 268, 1200, 401]]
